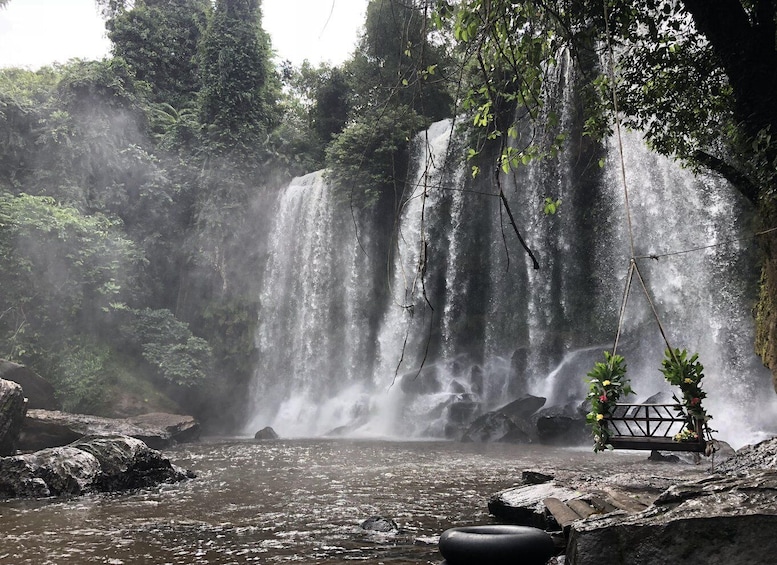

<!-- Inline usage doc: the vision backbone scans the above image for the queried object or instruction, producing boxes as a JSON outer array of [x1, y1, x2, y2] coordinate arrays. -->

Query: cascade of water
[[247, 73, 777, 448], [248, 171, 377, 436]]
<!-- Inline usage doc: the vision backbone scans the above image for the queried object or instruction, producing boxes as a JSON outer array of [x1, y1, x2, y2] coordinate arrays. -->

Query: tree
[[197, 0, 280, 161], [324, 0, 457, 212], [0, 193, 140, 373], [106, 0, 210, 109], [348, 0, 454, 121]]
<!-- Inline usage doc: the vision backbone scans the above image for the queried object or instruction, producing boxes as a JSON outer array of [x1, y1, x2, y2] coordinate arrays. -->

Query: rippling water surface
[[0, 438, 670, 564]]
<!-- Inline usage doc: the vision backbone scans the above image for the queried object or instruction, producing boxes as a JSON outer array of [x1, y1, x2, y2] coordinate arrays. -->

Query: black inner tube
[[439, 525, 555, 565]]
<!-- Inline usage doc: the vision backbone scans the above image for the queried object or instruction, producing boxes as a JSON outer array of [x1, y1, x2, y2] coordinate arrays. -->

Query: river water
[[0, 438, 704, 564]]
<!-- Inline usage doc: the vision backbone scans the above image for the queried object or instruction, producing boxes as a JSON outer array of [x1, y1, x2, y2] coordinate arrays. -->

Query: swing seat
[[604, 404, 707, 452]]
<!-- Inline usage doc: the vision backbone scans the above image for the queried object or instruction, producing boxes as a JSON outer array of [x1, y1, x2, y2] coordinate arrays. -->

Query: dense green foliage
[[107, 0, 209, 108]]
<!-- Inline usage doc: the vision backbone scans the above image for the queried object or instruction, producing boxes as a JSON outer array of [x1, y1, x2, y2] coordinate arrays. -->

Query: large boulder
[[533, 401, 589, 446], [497, 395, 547, 421], [0, 445, 102, 497], [0, 435, 191, 499], [126, 412, 201, 448], [0, 378, 27, 455], [461, 411, 532, 443], [71, 435, 191, 491], [19, 410, 200, 451], [460, 395, 545, 443], [0, 359, 59, 410], [567, 471, 777, 565], [254, 426, 279, 440]]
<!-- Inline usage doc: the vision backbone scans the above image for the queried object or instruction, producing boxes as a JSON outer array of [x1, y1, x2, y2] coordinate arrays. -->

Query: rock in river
[[19, 409, 200, 451], [0, 435, 192, 499]]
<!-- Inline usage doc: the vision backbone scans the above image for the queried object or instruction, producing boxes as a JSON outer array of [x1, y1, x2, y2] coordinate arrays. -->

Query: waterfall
[[247, 90, 777, 450]]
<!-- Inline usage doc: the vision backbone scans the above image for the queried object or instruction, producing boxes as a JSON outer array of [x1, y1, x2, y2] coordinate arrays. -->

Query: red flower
[[599, 394, 607, 402], [690, 397, 700, 406]]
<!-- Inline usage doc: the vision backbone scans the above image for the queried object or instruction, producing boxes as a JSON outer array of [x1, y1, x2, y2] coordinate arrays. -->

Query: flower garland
[[585, 351, 633, 452], [659, 348, 714, 443]]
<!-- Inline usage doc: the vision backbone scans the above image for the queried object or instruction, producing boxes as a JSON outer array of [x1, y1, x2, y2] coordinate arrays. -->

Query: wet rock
[[522, 470, 555, 485], [533, 401, 589, 446], [399, 366, 441, 395], [449, 380, 467, 394], [254, 426, 279, 440], [0, 359, 60, 410], [448, 400, 480, 425], [0, 378, 27, 455], [0, 445, 101, 497], [460, 395, 545, 443], [715, 436, 777, 474], [640, 391, 674, 404], [498, 395, 547, 421], [0, 435, 191, 499], [19, 410, 200, 451], [567, 470, 777, 565], [461, 411, 531, 443], [360, 515, 399, 532], [488, 482, 579, 528], [127, 413, 201, 448], [647, 450, 680, 463], [72, 435, 191, 490], [470, 365, 484, 396]]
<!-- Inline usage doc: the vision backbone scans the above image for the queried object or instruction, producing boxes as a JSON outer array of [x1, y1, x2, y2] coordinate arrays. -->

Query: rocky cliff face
[[755, 231, 777, 393]]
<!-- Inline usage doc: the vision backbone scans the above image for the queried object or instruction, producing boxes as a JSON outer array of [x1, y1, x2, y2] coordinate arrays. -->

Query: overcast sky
[[0, 0, 366, 69]]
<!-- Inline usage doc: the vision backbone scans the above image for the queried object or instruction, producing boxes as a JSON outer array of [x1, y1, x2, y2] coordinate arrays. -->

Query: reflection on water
[[0, 438, 672, 564]]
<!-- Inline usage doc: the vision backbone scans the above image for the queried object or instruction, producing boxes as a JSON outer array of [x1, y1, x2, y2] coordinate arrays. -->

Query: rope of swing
[[601, 1, 676, 364]]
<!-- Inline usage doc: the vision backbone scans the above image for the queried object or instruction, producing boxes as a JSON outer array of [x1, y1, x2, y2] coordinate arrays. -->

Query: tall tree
[[197, 0, 280, 162], [106, 0, 210, 109]]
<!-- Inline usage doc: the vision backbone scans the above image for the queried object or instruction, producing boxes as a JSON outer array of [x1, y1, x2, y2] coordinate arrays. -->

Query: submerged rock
[[0, 435, 191, 499], [0, 378, 27, 456], [360, 515, 399, 533], [254, 426, 279, 440], [19, 410, 200, 451]]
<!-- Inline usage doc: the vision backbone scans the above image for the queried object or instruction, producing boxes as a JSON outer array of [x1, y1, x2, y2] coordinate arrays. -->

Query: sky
[[0, 0, 366, 69]]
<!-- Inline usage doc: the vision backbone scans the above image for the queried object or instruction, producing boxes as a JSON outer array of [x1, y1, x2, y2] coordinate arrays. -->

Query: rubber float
[[438, 524, 555, 565]]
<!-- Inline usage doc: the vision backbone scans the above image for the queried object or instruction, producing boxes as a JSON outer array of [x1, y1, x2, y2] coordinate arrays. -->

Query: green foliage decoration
[[585, 351, 633, 452], [660, 348, 714, 442]]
